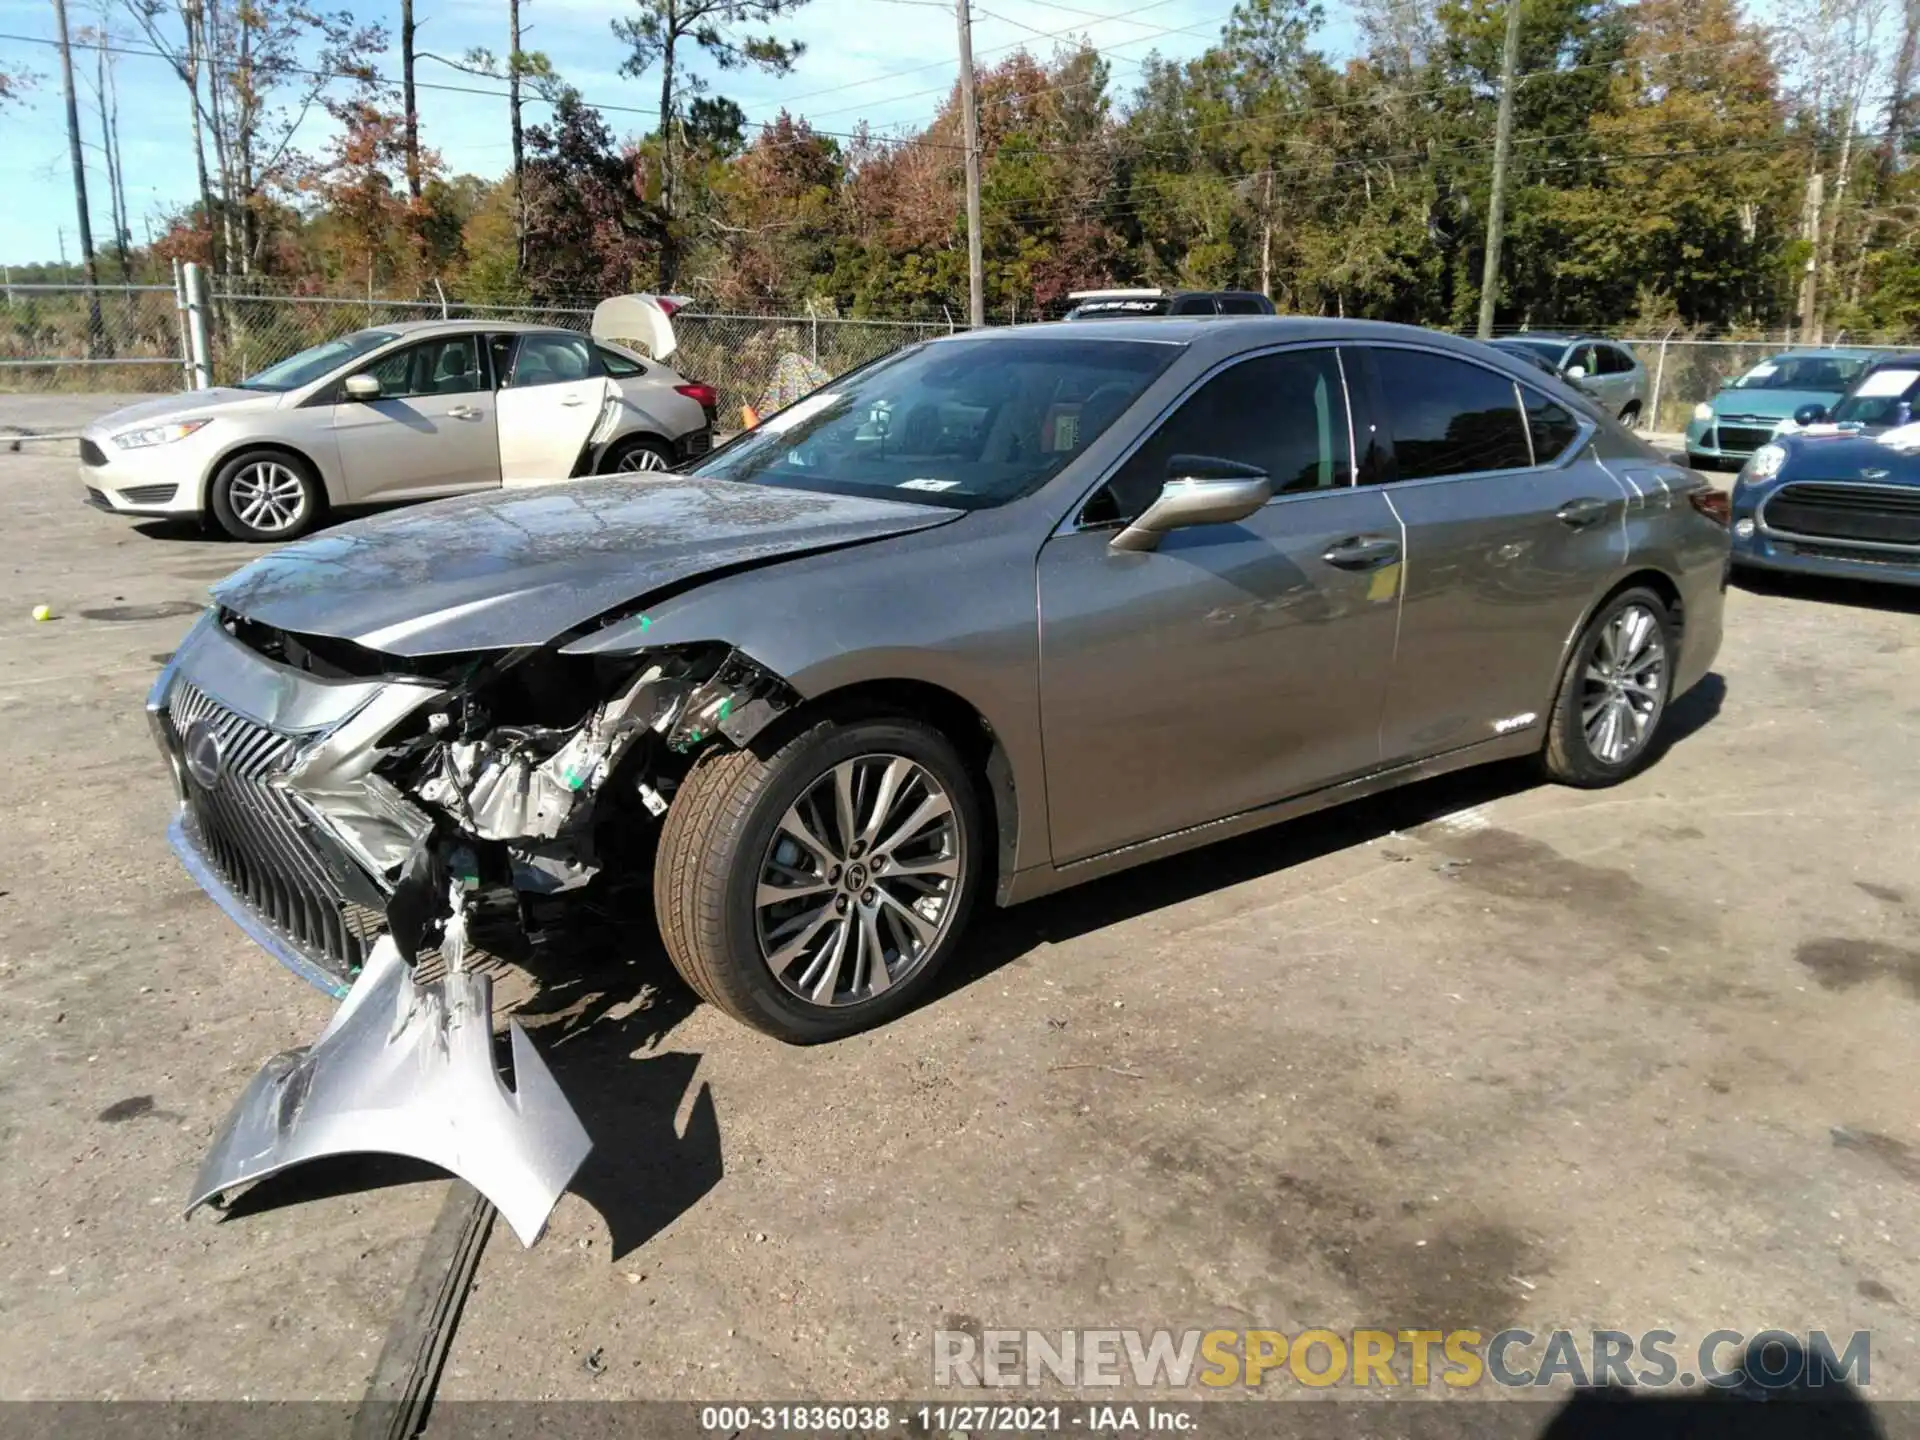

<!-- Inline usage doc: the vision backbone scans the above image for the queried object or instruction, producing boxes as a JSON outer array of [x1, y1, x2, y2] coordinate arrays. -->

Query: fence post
[[183, 261, 212, 390], [1647, 325, 1677, 433], [810, 311, 819, 365]]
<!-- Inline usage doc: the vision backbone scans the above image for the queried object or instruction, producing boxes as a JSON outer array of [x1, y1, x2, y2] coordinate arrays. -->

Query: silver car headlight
[[1693, 402, 1714, 422], [1742, 443, 1787, 482], [114, 418, 212, 449]]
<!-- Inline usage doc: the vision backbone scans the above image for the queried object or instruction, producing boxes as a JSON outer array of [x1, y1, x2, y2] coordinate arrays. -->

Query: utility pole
[[1475, 0, 1521, 340], [401, 0, 422, 201], [955, 0, 985, 328], [1797, 170, 1826, 343], [52, 0, 105, 354]]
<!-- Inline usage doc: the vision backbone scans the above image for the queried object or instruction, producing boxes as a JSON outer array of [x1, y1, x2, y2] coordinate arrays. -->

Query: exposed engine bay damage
[[178, 615, 801, 1243], [407, 643, 796, 851]]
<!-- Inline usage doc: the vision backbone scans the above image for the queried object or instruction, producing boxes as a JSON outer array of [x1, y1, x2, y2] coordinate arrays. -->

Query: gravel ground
[[0, 394, 1915, 1417]]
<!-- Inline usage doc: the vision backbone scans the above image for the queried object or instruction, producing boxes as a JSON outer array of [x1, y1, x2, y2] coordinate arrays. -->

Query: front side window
[[242, 329, 398, 392], [1597, 345, 1635, 375], [690, 336, 1178, 509], [503, 333, 598, 388], [1371, 348, 1532, 481], [1083, 348, 1351, 524], [360, 335, 483, 399]]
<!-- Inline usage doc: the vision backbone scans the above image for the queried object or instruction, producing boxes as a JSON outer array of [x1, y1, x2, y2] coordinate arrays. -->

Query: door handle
[[560, 395, 586, 407], [1555, 496, 1611, 529], [1321, 534, 1401, 571], [447, 405, 484, 420]]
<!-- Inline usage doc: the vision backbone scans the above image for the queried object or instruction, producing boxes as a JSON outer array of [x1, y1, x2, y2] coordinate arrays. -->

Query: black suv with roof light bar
[[1061, 288, 1277, 319]]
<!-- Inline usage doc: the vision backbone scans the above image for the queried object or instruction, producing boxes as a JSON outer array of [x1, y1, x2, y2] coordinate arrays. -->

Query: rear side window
[[1169, 295, 1219, 316], [1216, 295, 1267, 315], [596, 345, 646, 378], [1371, 348, 1533, 480], [1523, 390, 1582, 463]]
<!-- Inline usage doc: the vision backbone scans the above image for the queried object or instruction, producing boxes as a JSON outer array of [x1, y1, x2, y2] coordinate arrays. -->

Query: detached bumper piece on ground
[[184, 931, 591, 1248]]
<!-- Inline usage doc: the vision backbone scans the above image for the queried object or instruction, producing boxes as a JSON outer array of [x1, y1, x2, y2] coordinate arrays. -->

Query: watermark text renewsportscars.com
[[932, 1328, 1871, 1390]]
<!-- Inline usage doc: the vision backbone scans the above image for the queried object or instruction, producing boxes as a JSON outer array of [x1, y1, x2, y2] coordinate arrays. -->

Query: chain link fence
[[10, 279, 1918, 437], [1, 277, 953, 425]]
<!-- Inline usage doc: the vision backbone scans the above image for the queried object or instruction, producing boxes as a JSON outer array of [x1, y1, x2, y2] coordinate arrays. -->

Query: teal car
[[1685, 349, 1874, 468]]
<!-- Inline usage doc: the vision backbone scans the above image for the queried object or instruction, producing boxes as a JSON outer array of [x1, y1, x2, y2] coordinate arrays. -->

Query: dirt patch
[[1795, 938, 1920, 1000], [1855, 881, 1908, 906]]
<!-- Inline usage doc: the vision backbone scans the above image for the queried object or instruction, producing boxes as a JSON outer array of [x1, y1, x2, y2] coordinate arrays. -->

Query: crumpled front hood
[[213, 477, 961, 656], [91, 387, 280, 430]]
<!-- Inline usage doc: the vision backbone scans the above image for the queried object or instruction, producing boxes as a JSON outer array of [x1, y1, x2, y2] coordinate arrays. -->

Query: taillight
[[1689, 488, 1731, 526], [676, 382, 719, 410]]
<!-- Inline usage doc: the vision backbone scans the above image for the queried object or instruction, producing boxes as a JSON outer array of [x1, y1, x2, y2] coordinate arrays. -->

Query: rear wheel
[[1541, 586, 1675, 787], [599, 435, 674, 474], [654, 716, 983, 1042], [1619, 403, 1642, 429], [208, 449, 323, 541]]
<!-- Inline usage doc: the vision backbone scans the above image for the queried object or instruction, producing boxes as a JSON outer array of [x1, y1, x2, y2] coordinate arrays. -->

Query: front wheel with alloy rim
[[1541, 585, 1675, 787], [654, 716, 983, 1042], [208, 449, 323, 540]]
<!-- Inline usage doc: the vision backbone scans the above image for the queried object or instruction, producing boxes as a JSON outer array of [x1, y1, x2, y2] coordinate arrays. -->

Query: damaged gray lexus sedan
[[151, 319, 1728, 1235]]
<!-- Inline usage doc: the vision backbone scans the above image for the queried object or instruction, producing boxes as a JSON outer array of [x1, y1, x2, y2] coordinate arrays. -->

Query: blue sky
[[0, 0, 1366, 265]]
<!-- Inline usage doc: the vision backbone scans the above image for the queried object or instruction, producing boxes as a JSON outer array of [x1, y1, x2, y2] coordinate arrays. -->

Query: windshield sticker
[[898, 477, 961, 491], [760, 391, 842, 435], [1854, 368, 1920, 399], [1744, 363, 1779, 381]]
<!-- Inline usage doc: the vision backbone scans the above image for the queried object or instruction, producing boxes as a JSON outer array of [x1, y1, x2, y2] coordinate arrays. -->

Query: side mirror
[[1564, 364, 1588, 381], [1110, 455, 1271, 553], [1792, 402, 1828, 426], [343, 372, 382, 401]]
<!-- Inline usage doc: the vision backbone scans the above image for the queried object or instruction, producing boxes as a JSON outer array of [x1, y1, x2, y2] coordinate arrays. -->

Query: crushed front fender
[[183, 934, 591, 1246]]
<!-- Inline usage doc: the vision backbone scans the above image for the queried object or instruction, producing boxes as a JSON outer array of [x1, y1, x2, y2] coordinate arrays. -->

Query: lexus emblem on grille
[[183, 719, 225, 789]]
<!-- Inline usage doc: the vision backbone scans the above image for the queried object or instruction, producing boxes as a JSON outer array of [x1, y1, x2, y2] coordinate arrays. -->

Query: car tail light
[[1689, 488, 1731, 526], [675, 382, 719, 410], [655, 294, 693, 317]]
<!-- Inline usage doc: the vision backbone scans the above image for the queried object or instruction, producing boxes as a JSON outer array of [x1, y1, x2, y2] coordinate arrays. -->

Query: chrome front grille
[[167, 679, 378, 983]]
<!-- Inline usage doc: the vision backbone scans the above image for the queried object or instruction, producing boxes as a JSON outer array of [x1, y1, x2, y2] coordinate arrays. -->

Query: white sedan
[[80, 300, 716, 540]]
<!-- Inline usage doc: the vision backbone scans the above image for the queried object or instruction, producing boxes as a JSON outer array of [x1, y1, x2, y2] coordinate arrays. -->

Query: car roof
[[373, 318, 579, 336], [1769, 347, 1878, 360], [935, 315, 1592, 358], [1859, 351, 1920, 369]]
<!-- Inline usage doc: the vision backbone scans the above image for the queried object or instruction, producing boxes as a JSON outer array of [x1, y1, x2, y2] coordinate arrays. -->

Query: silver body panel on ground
[[183, 936, 591, 1247]]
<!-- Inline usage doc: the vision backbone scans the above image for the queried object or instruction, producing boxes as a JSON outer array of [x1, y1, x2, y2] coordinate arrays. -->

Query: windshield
[[240, 329, 399, 391], [689, 336, 1179, 508], [1730, 355, 1866, 393], [1829, 366, 1920, 427]]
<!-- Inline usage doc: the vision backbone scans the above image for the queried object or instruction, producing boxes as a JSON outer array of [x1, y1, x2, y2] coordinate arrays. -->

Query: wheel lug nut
[[862, 888, 876, 904], [835, 896, 848, 912], [849, 840, 866, 857], [828, 866, 841, 884], [870, 854, 886, 870]]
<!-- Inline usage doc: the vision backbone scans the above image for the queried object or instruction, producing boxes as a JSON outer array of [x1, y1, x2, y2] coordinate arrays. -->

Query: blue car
[[1730, 352, 1920, 586], [1686, 349, 1874, 469]]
